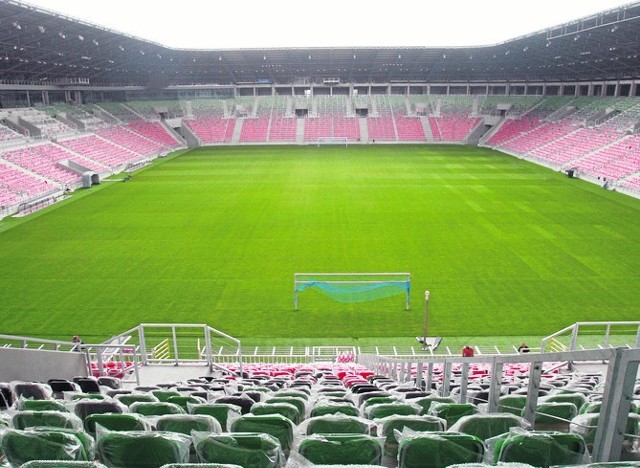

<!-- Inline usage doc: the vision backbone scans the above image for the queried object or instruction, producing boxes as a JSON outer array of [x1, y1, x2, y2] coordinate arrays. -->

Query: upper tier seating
[[94, 103, 143, 123]]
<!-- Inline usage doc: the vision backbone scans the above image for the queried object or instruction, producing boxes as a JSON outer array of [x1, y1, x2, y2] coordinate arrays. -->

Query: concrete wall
[[0, 347, 87, 382]]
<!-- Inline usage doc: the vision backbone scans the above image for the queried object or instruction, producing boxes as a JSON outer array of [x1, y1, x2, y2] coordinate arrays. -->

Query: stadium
[[0, 0, 639, 466]]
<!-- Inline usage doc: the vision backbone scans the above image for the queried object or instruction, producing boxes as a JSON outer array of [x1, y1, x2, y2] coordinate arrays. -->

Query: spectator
[[462, 345, 475, 357], [71, 335, 83, 352], [518, 342, 530, 353]]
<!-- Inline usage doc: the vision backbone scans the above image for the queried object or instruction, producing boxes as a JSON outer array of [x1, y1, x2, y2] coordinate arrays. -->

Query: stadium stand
[[183, 116, 235, 144], [96, 125, 168, 157], [57, 134, 144, 170], [429, 115, 481, 143], [127, 121, 183, 149], [268, 116, 297, 142], [1, 347, 638, 467], [239, 116, 270, 143], [0, 143, 97, 186]]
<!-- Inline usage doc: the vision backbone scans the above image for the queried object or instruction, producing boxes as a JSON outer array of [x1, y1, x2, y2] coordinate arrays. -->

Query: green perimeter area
[[0, 144, 638, 344]]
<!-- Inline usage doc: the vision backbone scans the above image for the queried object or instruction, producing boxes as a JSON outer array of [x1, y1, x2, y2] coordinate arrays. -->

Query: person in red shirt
[[462, 345, 475, 357]]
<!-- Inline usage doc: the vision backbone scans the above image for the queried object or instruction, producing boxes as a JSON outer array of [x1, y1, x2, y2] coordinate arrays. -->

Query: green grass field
[[0, 144, 639, 345]]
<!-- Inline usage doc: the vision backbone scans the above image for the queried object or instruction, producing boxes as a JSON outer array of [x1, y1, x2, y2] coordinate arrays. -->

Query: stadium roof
[[1, 0, 640, 87]]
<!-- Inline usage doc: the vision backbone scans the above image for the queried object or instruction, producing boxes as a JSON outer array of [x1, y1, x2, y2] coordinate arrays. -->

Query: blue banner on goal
[[295, 280, 410, 304]]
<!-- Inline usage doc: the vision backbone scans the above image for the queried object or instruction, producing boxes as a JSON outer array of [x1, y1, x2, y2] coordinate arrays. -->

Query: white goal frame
[[294, 272, 411, 310], [316, 136, 348, 147]]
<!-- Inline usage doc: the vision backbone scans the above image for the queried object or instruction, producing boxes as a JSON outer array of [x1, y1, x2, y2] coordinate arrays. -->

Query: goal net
[[316, 137, 348, 147], [294, 272, 411, 310]]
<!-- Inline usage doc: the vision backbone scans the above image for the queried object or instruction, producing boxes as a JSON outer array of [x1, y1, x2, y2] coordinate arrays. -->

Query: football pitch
[[0, 144, 639, 345]]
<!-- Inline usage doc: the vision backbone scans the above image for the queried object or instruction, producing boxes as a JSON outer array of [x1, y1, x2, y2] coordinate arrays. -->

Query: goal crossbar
[[294, 272, 411, 310]]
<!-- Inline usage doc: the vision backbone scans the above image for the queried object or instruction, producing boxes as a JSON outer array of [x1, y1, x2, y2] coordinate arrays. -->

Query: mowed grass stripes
[[0, 144, 638, 342]]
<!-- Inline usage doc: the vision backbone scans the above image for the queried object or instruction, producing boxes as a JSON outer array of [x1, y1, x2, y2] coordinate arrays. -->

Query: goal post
[[316, 136, 348, 147], [294, 272, 411, 310]]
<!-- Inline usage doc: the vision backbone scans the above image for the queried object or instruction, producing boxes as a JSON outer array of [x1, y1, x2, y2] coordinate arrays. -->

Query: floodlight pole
[[422, 290, 430, 350]]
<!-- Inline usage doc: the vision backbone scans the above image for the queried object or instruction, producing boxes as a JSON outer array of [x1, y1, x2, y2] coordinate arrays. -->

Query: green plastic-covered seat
[[365, 402, 420, 420], [1, 429, 91, 467], [129, 401, 186, 417], [361, 396, 399, 410], [579, 402, 603, 414], [297, 433, 384, 466], [96, 431, 190, 468], [72, 400, 125, 421], [498, 395, 527, 416], [70, 393, 107, 401], [577, 463, 640, 468], [530, 402, 578, 431], [310, 401, 360, 418], [303, 414, 373, 435], [193, 432, 284, 468], [397, 431, 485, 468], [296, 466, 381, 468], [449, 413, 531, 441], [428, 403, 479, 427], [11, 411, 83, 431], [114, 393, 159, 407], [264, 396, 306, 418], [376, 414, 446, 457], [166, 395, 208, 413], [250, 402, 301, 425], [159, 464, 242, 468], [544, 392, 588, 411], [84, 413, 151, 437], [273, 390, 310, 401], [411, 396, 456, 414], [230, 414, 295, 453], [151, 390, 182, 402], [20, 462, 108, 468], [15, 399, 69, 413], [570, 413, 640, 451], [189, 403, 242, 432], [492, 430, 588, 468], [156, 414, 222, 435]]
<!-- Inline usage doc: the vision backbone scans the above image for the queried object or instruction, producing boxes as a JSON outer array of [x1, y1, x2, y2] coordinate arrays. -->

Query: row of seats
[[1, 360, 638, 467], [487, 116, 640, 185]]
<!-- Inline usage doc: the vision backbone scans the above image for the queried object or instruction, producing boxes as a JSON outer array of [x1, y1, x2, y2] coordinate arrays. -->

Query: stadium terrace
[[0, 2, 639, 467]]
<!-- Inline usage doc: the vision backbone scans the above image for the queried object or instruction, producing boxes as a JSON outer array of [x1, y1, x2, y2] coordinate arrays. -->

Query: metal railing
[[104, 323, 242, 370], [0, 333, 140, 385], [541, 321, 640, 352], [358, 346, 640, 463]]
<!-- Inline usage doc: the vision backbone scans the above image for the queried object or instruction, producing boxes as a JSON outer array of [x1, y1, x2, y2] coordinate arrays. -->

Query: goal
[[316, 137, 348, 147], [293, 272, 411, 310]]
